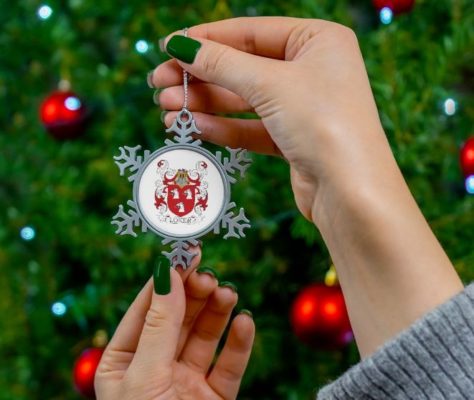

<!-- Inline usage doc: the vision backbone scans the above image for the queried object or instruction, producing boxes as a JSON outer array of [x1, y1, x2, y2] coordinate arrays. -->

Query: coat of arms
[[154, 160, 208, 219]]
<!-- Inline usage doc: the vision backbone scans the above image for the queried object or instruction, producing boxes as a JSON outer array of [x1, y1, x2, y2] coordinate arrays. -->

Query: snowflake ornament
[[112, 106, 251, 268]]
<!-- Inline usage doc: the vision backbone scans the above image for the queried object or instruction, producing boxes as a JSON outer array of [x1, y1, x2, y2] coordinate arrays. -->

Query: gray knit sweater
[[317, 283, 474, 399]]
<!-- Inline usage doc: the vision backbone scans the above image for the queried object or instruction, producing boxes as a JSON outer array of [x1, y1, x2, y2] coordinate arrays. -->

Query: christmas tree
[[1, 0, 473, 398]]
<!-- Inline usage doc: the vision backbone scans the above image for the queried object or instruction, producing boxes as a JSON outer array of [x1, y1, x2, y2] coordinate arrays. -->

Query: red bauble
[[73, 348, 104, 398], [460, 137, 474, 177], [372, 0, 415, 14], [39, 90, 88, 140], [290, 283, 353, 349]]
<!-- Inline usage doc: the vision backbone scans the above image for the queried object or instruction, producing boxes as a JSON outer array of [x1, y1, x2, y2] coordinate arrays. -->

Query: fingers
[[128, 267, 185, 378], [178, 285, 238, 374], [163, 34, 280, 104], [157, 82, 252, 114], [152, 58, 204, 87], [96, 278, 154, 390], [207, 313, 255, 400], [175, 245, 202, 283], [176, 269, 219, 355], [178, 17, 308, 59], [163, 111, 280, 156]]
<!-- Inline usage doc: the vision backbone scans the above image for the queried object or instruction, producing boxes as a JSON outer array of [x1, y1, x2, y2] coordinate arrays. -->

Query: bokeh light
[[20, 226, 35, 241], [37, 5, 53, 20], [443, 98, 457, 116], [135, 40, 149, 53], [51, 302, 67, 316], [380, 7, 393, 24], [465, 175, 474, 194]]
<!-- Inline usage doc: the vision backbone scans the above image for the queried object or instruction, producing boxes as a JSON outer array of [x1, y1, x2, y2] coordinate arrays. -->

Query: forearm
[[312, 124, 463, 358]]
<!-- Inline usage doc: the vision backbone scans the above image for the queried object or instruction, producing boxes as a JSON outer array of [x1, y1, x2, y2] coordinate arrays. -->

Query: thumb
[[130, 260, 185, 375], [164, 34, 276, 104]]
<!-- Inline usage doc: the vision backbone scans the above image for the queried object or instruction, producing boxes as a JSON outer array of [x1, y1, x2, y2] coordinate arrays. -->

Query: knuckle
[[143, 306, 172, 331], [202, 45, 230, 78]]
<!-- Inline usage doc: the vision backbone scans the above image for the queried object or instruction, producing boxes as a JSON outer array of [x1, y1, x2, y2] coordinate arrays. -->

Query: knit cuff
[[317, 283, 474, 400]]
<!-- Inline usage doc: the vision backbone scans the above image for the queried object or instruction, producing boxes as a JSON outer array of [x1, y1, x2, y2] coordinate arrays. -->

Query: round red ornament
[[372, 0, 415, 14], [290, 283, 352, 349], [73, 347, 103, 398], [460, 137, 474, 178], [39, 90, 88, 140]]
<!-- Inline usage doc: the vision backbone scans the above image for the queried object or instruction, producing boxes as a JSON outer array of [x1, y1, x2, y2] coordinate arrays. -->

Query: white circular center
[[137, 148, 226, 238]]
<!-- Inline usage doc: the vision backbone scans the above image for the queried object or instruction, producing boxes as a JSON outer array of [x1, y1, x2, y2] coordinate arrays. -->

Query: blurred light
[[465, 175, 474, 194], [324, 264, 338, 287], [20, 226, 35, 241], [51, 301, 67, 316], [38, 5, 53, 19], [443, 98, 457, 116], [135, 40, 149, 53], [65, 96, 81, 111], [380, 7, 393, 25]]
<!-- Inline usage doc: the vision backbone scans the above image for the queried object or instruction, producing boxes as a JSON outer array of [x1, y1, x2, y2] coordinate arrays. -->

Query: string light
[[37, 5, 53, 20], [135, 40, 149, 54], [443, 98, 457, 116], [465, 175, 474, 194], [51, 301, 67, 316], [20, 226, 35, 241], [380, 7, 393, 25], [65, 96, 81, 111]]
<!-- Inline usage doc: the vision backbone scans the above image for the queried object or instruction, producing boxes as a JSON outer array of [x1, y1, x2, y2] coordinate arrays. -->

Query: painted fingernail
[[219, 281, 238, 293], [166, 35, 201, 64], [160, 111, 168, 124], [239, 309, 253, 318], [153, 89, 161, 106], [154, 257, 171, 295], [147, 70, 155, 88], [196, 266, 219, 280]]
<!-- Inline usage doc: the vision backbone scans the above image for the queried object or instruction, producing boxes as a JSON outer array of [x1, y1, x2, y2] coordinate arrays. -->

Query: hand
[[95, 259, 255, 400], [152, 17, 386, 222], [150, 17, 462, 357]]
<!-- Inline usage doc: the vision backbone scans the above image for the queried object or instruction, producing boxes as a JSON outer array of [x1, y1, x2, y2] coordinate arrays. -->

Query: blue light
[[64, 96, 81, 111], [20, 226, 35, 241], [135, 40, 149, 54], [380, 7, 393, 25], [51, 302, 67, 316], [465, 175, 474, 194], [38, 5, 53, 20], [443, 98, 457, 116]]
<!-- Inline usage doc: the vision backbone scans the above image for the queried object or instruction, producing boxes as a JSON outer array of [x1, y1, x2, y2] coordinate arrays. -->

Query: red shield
[[166, 184, 197, 217]]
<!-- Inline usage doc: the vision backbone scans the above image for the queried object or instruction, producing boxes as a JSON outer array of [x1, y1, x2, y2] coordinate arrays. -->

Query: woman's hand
[[152, 17, 385, 221], [150, 17, 462, 357], [95, 259, 254, 400]]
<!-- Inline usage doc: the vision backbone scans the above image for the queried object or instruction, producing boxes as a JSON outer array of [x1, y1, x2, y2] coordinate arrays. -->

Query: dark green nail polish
[[219, 281, 238, 293], [160, 110, 168, 124], [166, 35, 201, 64], [153, 89, 161, 106], [239, 309, 253, 318], [147, 70, 155, 88], [196, 266, 219, 280], [154, 257, 171, 295]]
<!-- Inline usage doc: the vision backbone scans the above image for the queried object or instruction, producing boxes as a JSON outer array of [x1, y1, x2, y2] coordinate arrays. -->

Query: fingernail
[[158, 37, 166, 53], [239, 309, 253, 318], [196, 266, 219, 280], [166, 35, 201, 64], [160, 111, 168, 124], [154, 257, 171, 295], [153, 89, 161, 106], [219, 281, 238, 293], [147, 70, 155, 88]]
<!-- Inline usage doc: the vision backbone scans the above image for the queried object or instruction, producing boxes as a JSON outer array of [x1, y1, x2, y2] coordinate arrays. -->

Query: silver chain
[[182, 27, 189, 110]]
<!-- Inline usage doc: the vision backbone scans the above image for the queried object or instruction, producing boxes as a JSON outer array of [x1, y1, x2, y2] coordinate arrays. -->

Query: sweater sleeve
[[317, 283, 474, 400]]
